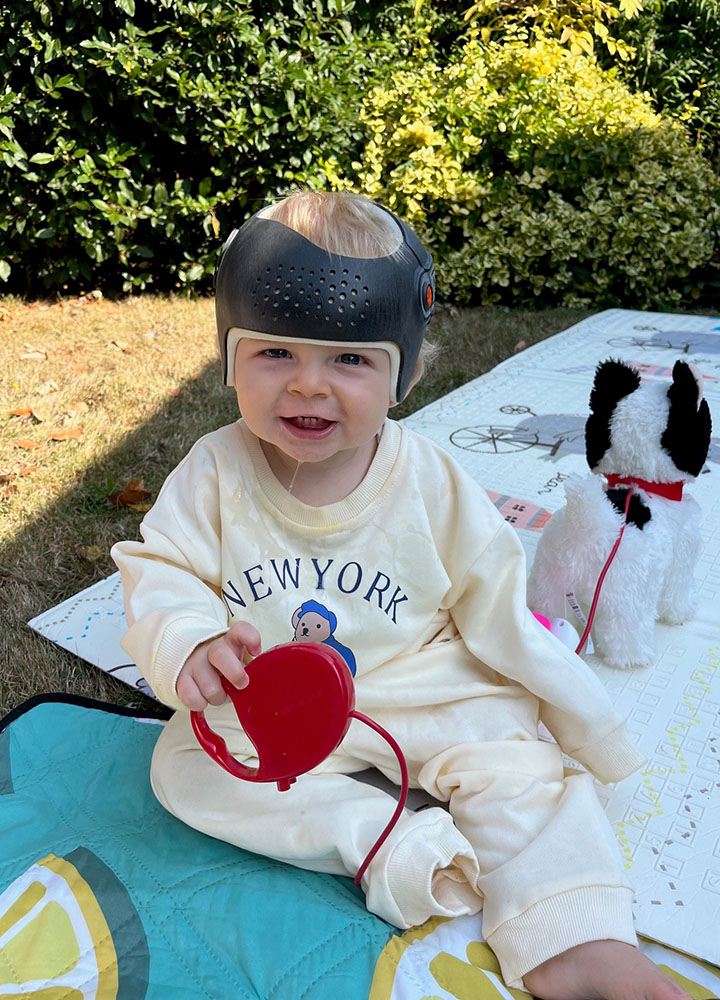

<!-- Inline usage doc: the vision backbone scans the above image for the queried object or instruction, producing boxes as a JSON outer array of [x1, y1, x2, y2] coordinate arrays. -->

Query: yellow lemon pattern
[[370, 916, 720, 1000], [429, 941, 530, 1000], [0, 854, 118, 1000]]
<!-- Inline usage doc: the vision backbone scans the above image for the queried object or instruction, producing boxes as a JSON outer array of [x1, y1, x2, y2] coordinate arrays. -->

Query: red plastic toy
[[190, 641, 408, 884], [191, 642, 355, 791]]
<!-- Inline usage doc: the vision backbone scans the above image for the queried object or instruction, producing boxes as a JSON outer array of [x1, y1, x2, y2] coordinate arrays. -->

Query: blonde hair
[[413, 336, 441, 384], [263, 190, 437, 385], [263, 190, 403, 259]]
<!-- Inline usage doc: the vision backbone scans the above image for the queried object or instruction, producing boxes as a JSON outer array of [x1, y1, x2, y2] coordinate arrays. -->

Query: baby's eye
[[264, 348, 291, 359], [338, 353, 363, 366]]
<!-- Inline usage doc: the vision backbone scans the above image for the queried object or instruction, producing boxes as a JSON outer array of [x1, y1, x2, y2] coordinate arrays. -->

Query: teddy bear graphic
[[291, 600, 357, 676]]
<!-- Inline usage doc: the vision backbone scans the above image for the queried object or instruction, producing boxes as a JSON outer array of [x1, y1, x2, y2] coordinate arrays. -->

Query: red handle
[[190, 643, 355, 791], [190, 642, 409, 881], [191, 681, 298, 788]]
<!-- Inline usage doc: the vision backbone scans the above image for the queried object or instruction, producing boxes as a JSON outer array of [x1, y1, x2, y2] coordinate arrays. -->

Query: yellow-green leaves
[[336, 33, 719, 308]]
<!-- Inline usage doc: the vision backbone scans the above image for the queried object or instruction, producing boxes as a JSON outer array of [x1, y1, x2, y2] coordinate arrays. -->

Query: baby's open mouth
[[286, 416, 334, 430]]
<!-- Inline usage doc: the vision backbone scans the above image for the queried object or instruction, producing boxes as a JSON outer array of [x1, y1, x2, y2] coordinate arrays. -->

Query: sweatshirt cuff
[[569, 722, 646, 784], [486, 885, 637, 991], [153, 617, 229, 707]]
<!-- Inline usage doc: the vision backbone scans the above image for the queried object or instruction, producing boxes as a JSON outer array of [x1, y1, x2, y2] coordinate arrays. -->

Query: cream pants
[[150, 641, 635, 988]]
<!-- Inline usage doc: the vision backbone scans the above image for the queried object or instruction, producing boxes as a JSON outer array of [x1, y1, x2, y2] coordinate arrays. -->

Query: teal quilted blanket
[[0, 698, 394, 999]]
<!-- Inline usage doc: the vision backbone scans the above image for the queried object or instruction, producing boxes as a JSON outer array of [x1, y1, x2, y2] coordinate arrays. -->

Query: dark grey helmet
[[214, 204, 435, 402]]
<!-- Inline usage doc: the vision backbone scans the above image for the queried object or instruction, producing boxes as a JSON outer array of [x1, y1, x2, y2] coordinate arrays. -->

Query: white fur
[[528, 473, 702, 669], [594, 379, 679, 482]]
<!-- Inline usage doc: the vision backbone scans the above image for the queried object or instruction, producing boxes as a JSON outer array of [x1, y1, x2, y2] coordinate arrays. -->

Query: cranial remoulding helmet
[[214, 203, 435, 403]]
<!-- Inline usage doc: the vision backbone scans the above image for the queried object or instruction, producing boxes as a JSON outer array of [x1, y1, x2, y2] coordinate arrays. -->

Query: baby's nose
[[288, 361, 331, 397]]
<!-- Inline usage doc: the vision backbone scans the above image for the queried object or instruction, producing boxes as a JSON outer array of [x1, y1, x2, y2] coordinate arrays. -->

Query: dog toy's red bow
[[605, 474, 684, 501]]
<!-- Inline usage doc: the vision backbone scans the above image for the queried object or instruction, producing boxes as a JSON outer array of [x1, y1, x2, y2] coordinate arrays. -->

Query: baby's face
[[233, 337, 392, 472]]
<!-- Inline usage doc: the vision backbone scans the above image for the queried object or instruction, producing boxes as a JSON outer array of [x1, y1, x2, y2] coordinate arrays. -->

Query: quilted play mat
[[2, 698, 719, 1000], [9, 307, 720, 997]]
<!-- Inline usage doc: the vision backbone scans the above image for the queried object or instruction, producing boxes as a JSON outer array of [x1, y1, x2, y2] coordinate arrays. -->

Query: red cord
[[342, 491, 634, 882], [574, 486, 634, 655], [349, 710, 409, 885]]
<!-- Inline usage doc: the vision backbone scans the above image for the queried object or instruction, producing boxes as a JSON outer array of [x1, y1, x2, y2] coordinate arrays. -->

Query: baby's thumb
[[225, 622, 262, 661]]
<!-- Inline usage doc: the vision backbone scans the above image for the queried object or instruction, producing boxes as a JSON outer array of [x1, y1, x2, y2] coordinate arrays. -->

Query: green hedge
[[609, 0, 720, 163], [331, 33, 720, 308], [0, 0, 408, 294], [2, 1, 718, 306]]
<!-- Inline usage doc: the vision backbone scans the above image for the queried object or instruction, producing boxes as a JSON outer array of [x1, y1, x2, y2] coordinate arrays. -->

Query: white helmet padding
[[215, 204, 435, 403]]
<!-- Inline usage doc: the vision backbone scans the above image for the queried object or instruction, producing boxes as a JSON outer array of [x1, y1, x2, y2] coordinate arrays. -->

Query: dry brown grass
[[0, 293, 592, 717]]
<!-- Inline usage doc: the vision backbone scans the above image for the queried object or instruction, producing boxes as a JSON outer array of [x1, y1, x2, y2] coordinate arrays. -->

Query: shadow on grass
[[0, 304, 592, 717], [0, 356, 239, 716]]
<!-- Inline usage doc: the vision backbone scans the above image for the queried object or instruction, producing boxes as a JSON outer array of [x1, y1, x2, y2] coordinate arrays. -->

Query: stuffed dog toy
[[527, 359, 711, 669]]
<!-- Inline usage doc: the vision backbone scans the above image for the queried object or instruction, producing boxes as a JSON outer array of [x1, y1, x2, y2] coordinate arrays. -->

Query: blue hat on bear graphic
[[298, 599, 336, 632]]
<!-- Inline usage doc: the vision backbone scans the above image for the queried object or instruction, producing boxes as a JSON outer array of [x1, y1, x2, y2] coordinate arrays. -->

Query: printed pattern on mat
[[369, 915, 720, 1000], [403, 309, 720, 967], [27, 575, 152, 698], [0, 851, 140, 1000]]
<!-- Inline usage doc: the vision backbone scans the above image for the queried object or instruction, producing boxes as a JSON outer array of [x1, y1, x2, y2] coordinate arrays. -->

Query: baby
[[112, 190, 690, 1000]]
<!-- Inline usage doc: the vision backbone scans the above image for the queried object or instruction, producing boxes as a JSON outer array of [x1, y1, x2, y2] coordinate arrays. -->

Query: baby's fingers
[[176, 670, 222, 712], [225, 621, 262, 660], [207, 636, 250, 692]]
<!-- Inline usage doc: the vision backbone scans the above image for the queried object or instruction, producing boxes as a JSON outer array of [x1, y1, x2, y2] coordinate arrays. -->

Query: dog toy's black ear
[[660, 360, 712, 478], [585, 359, 641, 470]]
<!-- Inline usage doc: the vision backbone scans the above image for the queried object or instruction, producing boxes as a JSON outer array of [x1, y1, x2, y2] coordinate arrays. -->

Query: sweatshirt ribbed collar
[[239, 418, 402, 529]]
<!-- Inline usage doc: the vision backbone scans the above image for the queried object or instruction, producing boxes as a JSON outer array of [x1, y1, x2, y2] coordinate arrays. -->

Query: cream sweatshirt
[[112, 417, 645, 785]]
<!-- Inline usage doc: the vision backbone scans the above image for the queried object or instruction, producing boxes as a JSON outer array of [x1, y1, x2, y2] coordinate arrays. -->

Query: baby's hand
[[176, 621, 262, 711], [523, 940, 691, 1000]]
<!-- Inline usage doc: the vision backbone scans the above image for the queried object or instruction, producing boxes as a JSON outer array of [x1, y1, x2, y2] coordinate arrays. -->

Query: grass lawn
[[2, 294, 595, 716]]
